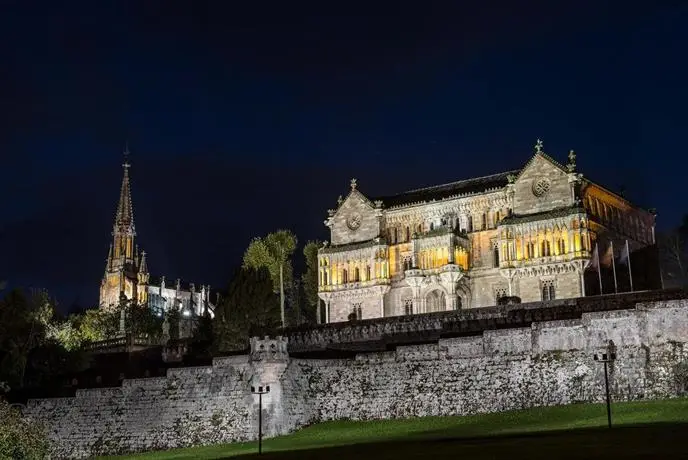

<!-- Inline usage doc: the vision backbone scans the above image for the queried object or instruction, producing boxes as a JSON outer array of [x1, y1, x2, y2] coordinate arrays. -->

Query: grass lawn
[[99, 398, 688, 460]]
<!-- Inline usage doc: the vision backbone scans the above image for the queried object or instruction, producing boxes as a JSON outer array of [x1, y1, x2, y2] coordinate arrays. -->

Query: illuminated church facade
[[318, 140, 658, 323], [99, 150, 214, 318]]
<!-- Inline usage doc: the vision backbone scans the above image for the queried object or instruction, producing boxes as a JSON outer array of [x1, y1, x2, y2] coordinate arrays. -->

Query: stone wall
[[25, 298, 688, 459], [286, 289, 688, 354]]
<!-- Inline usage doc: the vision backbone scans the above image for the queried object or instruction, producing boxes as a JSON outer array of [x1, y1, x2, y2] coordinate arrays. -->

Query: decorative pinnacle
[[534, 139, 544, 154], [350, 178, 357, 190], [123, 142, 131, 170], [567, 149, 577, 172]]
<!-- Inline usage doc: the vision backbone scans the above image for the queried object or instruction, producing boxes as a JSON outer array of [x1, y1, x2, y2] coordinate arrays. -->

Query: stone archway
[[425, 289, 447, 313]]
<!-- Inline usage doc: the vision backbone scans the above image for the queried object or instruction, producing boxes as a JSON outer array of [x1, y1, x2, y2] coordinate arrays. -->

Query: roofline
[[581, 178, 655, 215], [378, 169, 520, 200]]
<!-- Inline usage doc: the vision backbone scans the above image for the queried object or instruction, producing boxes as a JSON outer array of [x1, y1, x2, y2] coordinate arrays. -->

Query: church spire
[[114, 144, 135, 230]]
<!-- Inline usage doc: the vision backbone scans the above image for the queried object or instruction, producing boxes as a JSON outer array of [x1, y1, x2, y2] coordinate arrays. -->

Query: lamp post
[[593, 350, 616, 428], [251, 384, 271, 454]]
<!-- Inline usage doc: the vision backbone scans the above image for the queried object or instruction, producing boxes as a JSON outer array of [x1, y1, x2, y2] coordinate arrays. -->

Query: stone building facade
[[99, 148, 214, 317], [318, 140, 658, 323]]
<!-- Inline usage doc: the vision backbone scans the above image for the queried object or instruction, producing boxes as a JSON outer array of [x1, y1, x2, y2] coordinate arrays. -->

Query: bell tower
[[99, 146, 149, 309]]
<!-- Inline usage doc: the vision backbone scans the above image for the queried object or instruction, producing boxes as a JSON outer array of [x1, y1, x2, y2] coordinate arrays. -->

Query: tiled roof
[[500, 206, 586, 225], [374, 170, 520, 209]]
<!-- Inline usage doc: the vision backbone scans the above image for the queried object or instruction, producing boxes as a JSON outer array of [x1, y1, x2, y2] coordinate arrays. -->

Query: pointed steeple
[[107, 243, 113, 270], [139, 250, 148, 274], [114, 144, 135, 230]]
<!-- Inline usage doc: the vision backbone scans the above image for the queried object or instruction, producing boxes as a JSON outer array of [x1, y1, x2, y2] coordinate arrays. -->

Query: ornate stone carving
[[532, 178, 551, 197], [347, 213, 362, 230], [566, 149, 577, 172]]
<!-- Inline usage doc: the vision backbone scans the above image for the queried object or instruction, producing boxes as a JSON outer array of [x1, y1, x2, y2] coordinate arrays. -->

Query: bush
[[0, 398, 49, 459], [675, 360, 688, 395]]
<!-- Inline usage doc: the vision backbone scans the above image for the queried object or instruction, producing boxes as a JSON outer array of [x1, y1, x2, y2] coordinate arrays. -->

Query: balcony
[[319, 278, 391, 293], [499, 250, 591, 269]]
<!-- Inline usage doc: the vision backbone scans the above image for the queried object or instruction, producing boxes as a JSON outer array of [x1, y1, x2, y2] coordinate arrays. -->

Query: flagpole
[[611, 240, 618, 294], [626, 240, 634, 292], [596, 244, 603, 295]]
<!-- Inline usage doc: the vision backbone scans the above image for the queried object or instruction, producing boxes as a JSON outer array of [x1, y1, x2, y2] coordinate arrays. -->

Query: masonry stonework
[[317, 140, 658, 323], [23, 299, 688, 459]]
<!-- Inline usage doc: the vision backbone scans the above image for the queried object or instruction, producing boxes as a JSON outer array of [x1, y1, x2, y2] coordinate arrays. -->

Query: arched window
[[403, 258, 412, 271], [526, 241, 535, 259], [541, 240, 551, 257], [467, 216, 473, 232], [323, 271, 329, 285], [493, 247, 500, 267], [354, 267, 360, 282], [456, 297, 462, 310], [365, 265, 371, 280], [430, 222, 434, 231], [342, 269, 348, 284], [403, 299, 413, 315], [541, 280, 556, 301], [558, 238, 566, 254], [481, 213, 487, 230], [405, 226, 411, 242]]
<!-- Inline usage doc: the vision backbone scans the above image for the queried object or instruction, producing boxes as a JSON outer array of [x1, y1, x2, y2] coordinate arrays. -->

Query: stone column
[[448, 234, 455, 264], [325, 301, 330, 323], [379, 296, 385, 318], [411, 234, 420, 268]]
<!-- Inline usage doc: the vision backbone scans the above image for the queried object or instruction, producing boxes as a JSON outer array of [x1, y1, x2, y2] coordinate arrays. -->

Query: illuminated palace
[[99, 150, 215, 317], [317, 140, 658, 323]]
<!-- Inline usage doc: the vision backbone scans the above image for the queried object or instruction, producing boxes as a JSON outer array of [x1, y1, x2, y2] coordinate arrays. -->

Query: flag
[[618, 239, 634, 292], [601, 242, 614, 268], [618, 239, 630, 266], [589, 244, 600, 270], [589, 243, 603, 294]]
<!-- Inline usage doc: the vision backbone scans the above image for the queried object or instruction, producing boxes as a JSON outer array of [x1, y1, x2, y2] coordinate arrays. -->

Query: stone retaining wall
[[24, 299, 688, 459]]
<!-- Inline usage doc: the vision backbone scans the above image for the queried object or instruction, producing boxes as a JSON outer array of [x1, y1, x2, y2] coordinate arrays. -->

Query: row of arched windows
[[386, 209, 510, 244], [333, 266, 373, 284], [585, 195, 651, 243]]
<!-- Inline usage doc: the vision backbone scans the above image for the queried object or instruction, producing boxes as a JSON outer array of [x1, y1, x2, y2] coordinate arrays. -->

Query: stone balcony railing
[[499, 250, 591, 269], [284, 288, 688, 354], [82, 333, 160, 353], [319, 278, 391, 293]]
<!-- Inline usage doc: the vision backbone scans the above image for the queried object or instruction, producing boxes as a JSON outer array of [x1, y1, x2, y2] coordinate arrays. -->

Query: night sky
[[1, 1, 686, 311]]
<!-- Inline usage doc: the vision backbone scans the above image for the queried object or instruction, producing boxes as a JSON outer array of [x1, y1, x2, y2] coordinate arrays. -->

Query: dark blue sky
[[1, 1, 686, 310]]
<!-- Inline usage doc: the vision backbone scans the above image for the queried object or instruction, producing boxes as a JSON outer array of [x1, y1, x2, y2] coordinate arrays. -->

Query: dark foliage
[[213, 267, 280, 353]]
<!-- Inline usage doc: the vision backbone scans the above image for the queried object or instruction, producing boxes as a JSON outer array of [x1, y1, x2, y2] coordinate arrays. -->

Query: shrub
[[675, 360, 688, 395], [0, 398, 49, 459]]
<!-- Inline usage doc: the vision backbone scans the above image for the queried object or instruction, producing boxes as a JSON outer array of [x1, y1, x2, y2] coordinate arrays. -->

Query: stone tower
[[99, 146, 149, 309]]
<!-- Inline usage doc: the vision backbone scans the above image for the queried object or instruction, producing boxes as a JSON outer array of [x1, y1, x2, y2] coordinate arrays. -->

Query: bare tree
[[659, 230, 688, 288]]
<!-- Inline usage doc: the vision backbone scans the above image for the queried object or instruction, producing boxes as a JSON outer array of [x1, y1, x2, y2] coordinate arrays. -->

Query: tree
[[242, 230, 297, 327], [302, 240, 322, 324], [213, 267, 280, 352], [0, 398, 49, 459], [658, 216, 688, 289], [0, 289, 56, 388]]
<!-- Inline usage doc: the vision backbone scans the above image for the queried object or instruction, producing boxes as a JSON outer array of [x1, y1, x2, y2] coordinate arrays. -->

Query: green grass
[[99, 398, 688, 460]]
